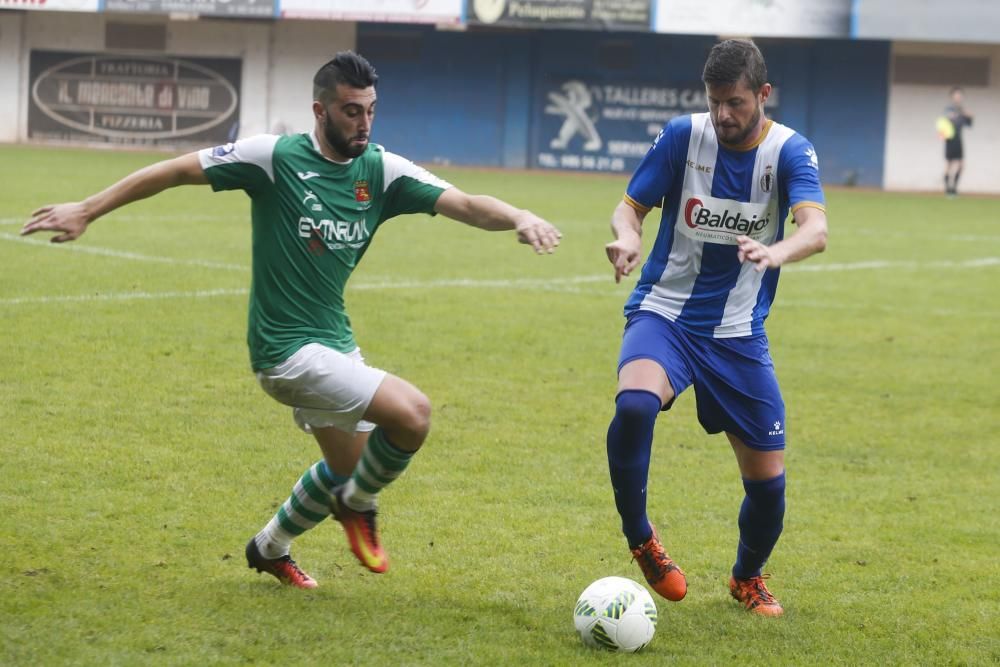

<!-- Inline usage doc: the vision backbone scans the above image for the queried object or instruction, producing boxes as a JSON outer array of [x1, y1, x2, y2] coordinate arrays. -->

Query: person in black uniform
[[943, 87, 973, 196]]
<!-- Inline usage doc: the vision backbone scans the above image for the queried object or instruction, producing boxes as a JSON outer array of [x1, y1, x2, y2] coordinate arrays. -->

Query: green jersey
[[198, 133, 451, 370]]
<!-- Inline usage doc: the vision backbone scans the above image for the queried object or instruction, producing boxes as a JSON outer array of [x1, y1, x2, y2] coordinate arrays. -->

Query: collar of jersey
[[719, 119, 773, 152], [309, 131, 355, 165]]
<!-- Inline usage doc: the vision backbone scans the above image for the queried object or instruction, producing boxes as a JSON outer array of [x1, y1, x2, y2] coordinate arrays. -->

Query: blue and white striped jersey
[[623, 113, 825, 338]]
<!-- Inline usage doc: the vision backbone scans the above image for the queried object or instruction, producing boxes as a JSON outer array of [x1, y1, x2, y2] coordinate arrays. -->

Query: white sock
[[342, 478, 378, 512], [255, 518, 297, 559]]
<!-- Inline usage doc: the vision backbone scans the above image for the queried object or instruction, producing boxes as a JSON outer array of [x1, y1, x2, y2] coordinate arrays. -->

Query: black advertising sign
[[466, 0, 650, 31], [104, 0, 274, 17], [534, 76, 780, 173], [29, 51, 242, 147]]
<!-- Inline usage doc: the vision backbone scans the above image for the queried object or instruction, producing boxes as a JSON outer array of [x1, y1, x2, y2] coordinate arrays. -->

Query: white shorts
[[256, 343, 387, 435]]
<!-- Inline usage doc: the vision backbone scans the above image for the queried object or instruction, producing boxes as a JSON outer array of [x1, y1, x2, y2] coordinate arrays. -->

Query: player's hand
[[514, 213, 562, 254], [21, 202, 90, 243], [737, 235, 783, 272], [605, 235, 642, 283]]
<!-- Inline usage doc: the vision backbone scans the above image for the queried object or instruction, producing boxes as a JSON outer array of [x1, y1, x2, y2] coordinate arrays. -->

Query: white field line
[[786, 257, 1000, 272], [849, 229, 1000, 243], [1, 257, 997, 307], [5, 216, 1000, 242], [776, 299, 1000, 319], [0, 232, 246, 271], [0, 288, 249, 306], [0, 214, 235, 225], [5, 228, 999, 277]]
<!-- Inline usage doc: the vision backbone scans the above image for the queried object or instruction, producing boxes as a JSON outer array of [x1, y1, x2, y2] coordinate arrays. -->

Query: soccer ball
[[573, 576, 658, 652]]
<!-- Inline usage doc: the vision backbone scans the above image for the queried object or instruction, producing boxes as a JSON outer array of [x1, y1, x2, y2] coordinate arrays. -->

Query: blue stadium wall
[[358, 25, 890, 188]]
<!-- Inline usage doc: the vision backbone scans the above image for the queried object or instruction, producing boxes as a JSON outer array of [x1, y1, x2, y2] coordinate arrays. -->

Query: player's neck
[[720, 116, 771, 151], [312, 129, 354, 164]]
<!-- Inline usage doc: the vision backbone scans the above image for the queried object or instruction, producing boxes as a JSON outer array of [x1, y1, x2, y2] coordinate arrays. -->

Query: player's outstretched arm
[[20, 152, 208, 243], [736, 206, 828, 272], [605, 199, 645, 284], [433, 187, 562, 254]]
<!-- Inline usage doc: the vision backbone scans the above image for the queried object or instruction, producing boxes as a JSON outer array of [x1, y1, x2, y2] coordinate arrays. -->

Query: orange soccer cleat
[[331, 487, 388, 574], [630, 525, 687, 601], [729, 574, 784, 616], [245, 538, 318, 589]]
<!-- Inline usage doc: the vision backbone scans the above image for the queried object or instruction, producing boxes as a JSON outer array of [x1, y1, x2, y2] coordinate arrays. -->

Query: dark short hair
[[702, 39, 768, 91], [950, 86, 963, 96], [313, 51, 378, 104]]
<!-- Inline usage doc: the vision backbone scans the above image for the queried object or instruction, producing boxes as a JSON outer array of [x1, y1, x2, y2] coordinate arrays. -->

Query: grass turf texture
[[1, 144, 997, 665]]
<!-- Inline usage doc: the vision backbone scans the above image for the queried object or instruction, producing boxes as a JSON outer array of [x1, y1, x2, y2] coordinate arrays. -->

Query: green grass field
[[1, 144, 997, 665]]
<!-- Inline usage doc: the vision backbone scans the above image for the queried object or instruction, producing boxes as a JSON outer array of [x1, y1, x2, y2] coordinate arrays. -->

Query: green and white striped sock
[[342, 427, 414, 512], [255, 460, 347, 559]]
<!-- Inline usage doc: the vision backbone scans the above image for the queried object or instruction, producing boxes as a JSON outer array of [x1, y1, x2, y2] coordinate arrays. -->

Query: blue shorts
[[618, 310, 786, 451]]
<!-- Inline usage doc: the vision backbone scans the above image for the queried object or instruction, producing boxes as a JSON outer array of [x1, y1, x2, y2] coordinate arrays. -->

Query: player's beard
[[322, 113, 368, 159], [716, 105, 762, 146]]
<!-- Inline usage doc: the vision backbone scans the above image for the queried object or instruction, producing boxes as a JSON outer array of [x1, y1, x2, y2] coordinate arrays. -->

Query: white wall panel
[[268, 19, 356, 135], [0, 12, 24, 142], [654, 0, 849, 38], [855, 0, 1000, 44]]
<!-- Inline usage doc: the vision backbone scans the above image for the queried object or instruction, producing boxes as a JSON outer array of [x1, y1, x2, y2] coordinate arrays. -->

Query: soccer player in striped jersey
[[603, 39, 828, 616], [21, 51, 561, 589]]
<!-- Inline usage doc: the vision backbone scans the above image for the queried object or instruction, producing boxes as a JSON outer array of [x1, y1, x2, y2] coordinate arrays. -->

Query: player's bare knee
[[385, 393, 431, 451], [406, 392, 432, 442]]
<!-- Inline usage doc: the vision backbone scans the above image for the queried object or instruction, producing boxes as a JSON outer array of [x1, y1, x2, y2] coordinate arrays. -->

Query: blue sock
[[733, 472, 786, 579], [319, 459, 350, 486], [606, 390, 661, 548]]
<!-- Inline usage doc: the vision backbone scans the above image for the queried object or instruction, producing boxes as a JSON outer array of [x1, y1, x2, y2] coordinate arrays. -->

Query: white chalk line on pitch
[[0, 288, 250, 306], [1, 257, 998, 308], [0, 214, 235, 226], [0, 231, 247, 272], [5, 228, 1000, 275], [786, 257, 1000, 272], [850, 229, 1000, 243]]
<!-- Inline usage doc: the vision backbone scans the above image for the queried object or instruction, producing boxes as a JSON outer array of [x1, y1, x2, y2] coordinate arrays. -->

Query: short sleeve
[[778, 134, 826, 214], [381, 151, 452, 220], [198, 135, 280, 193], [625, 116, 690, 212]]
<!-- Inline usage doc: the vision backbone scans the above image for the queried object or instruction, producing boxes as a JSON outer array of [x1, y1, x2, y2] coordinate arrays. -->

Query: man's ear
[[758, 83, 772, 105]]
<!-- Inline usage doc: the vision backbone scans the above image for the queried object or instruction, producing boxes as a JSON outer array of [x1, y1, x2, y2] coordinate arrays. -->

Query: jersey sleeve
[[778, 134, 826, 215], [624, 115, 690, 213], [380, 151, 453, 220], [198, 135, 281, 193]]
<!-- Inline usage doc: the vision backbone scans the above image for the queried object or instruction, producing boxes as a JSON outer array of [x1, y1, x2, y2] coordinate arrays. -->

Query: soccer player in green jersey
[[21, 51, 562, 589]]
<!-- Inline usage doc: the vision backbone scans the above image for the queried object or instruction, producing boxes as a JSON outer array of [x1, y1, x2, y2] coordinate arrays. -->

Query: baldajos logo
[[683, 197, 770, 235]]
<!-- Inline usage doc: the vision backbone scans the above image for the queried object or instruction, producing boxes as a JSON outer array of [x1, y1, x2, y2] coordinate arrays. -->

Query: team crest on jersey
[[354, 180, 371, 202], [211, 143, 235, 157], [760, 165, 774, 193]]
